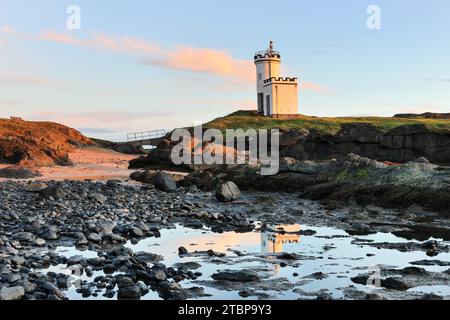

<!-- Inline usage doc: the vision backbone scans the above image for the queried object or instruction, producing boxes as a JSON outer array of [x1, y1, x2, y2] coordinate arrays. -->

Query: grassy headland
[[204, 110, 450, 135]]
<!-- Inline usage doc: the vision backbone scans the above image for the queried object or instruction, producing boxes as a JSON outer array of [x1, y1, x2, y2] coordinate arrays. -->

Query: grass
[[204, 110, 450, 135]]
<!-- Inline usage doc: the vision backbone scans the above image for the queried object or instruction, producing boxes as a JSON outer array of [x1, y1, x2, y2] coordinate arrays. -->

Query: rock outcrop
[[280, 124, 450, 164], [181, 154, 450, 215], [0, 118, 93, 167], [130, 123, 450, 171]]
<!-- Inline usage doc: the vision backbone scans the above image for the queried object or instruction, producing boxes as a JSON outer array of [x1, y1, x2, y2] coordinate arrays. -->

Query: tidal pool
[[41, 223, 450, 300]]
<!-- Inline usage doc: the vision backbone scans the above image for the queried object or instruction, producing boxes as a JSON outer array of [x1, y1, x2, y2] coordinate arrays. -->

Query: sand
[[0, 147, 138, 181]]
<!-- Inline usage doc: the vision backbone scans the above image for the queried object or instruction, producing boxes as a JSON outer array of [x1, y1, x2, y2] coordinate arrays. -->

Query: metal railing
[[126, 129, 167, 142], [254, 50, 281, 59]]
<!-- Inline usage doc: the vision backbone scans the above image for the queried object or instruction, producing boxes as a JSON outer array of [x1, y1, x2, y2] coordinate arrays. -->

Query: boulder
[[117, 286, 141, 299], [39, 185, 64, 199], [152, 172, 177, 192], [215, 181, 241, 202], [0, 286, 25, 300], [130, 170, 156, 184]]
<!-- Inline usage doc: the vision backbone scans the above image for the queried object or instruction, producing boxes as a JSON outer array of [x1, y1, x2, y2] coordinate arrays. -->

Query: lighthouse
[[254, 41, 299, 118]]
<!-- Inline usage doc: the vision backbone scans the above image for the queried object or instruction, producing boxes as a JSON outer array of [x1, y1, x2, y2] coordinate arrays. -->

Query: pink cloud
[[40, 30, 85, 46], [36, 30, 255, 83], [158, 45, 254, 82], [1, 25, 16, 35], [5, 27, 330, 95], [302, 81, 335, 95]]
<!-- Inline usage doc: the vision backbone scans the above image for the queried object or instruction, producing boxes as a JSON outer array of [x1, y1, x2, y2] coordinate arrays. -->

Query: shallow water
[[41, 223, 450, 300]]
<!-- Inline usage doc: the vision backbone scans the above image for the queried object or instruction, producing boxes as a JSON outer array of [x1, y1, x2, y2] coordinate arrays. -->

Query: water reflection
[[261, 224, 302, 254]]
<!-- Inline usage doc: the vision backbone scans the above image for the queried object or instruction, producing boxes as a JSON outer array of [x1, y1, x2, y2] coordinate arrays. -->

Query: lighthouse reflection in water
[[261, 224, 302, 254]]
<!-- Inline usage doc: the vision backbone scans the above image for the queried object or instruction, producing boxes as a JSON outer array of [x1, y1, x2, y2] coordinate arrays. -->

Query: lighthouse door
[[265, 95, 271, 116], [257, 93, 264, 114]]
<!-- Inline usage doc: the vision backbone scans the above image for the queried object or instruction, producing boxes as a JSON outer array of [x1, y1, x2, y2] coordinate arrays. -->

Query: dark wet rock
[[106, 179, 120, 188], [400, 267, 429, 276], [134, 252, 163, 264], [353, 265, 450, 293], [115, 276, 135, 288], [215, 181, 241, 203], [103, 264, 116, 274], [351, 275, 370, 285], [149, 269, 167, 282], [346, 223, 371, 235], [212, 270, 259, 282], [381, 277, 414, 290], [304, 272, 328, 280], [365, 293, 385, 300], [157, 282, 209, 300], [173, 262, 202, 271], [67, 255, 84, 266], [87, 232, 102, 243], [38, 185, 64, 199], [130, 170, 156, 184], [40, 281, 65, 297], [423, 240, 440, 256], [277, 253, 302, 260], [419, 293, 444, 300], [178, 246, 188, 255], [0, 286, 25, 300], [316, 293, 333, 300], [0, 166, 41, 179], [359, 240, 449, 254], [199, 277, 293, 293], [117, 286, 141, 299], [299, 229, 317, 236], [152, 172, 177, 192]]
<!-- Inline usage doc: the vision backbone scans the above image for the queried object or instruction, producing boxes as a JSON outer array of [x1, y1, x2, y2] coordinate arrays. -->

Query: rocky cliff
[[280, 123, 450, 164], [0, 118, 93, 167]]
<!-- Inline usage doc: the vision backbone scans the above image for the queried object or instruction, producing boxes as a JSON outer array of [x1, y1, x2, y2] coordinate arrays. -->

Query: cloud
[[40, 30, 85, 46], [302, 81, 335, 95], [37, 31, 255, 83], [1, 25, 16, 35], [143, 45, 254, 82], [4, 27, 330, 95]]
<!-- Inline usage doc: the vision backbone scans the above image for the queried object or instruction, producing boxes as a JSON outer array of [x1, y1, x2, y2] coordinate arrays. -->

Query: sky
[[1, 0, 449, 141]]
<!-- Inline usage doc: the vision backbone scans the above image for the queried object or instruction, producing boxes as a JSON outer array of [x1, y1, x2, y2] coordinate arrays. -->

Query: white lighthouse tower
[[254, 41, 299, 117]]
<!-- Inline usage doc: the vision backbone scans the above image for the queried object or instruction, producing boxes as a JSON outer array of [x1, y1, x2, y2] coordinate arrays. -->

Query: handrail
[[254, 50, 280, 57], [126, 129, 167, 142]]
